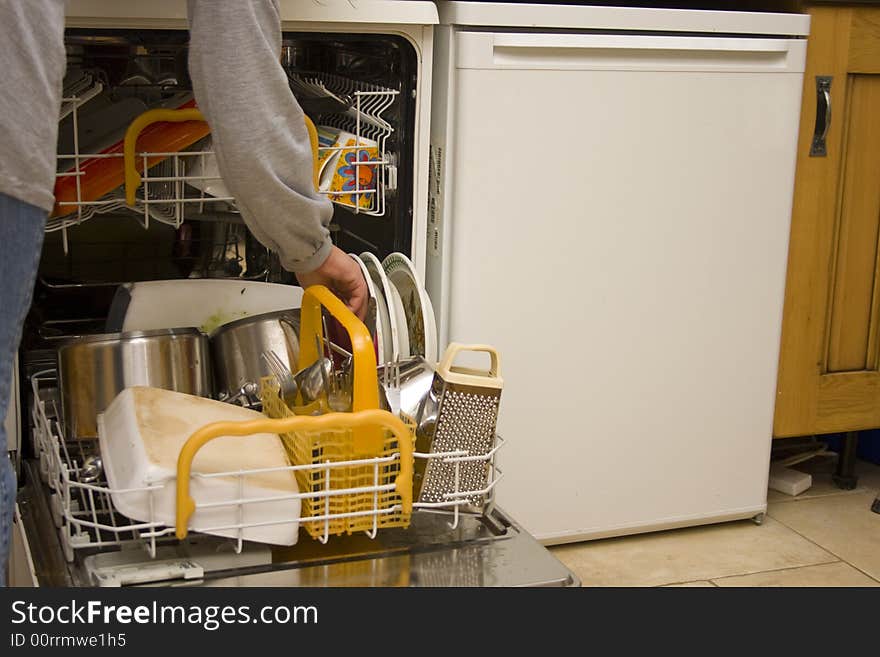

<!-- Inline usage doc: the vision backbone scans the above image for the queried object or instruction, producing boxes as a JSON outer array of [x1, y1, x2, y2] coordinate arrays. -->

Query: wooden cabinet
[[775, 5, 880, 437]]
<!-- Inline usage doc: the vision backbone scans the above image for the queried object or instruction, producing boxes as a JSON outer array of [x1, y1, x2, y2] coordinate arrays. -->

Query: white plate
[[360, 252, 399, 363], [382, 252, 438, 362], [117, 279, 303, 333], [384, 277, 410, 360], [349, 253, 385, 364], [185, 138, 232, 199]]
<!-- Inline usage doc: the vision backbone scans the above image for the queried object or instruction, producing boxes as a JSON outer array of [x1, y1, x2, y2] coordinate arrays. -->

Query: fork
[[262, 350, 299, 406]]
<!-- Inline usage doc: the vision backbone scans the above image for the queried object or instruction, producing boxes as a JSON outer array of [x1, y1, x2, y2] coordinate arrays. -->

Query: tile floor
[[549, 457, 880, 587]]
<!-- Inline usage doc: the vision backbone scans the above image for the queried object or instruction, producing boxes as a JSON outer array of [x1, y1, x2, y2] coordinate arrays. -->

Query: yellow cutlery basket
[[261, 285, 415, 540]]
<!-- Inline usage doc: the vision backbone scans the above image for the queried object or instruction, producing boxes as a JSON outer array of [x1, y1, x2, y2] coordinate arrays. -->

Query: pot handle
[[174, 409, 413, 540], [276, 312, 301, 365]]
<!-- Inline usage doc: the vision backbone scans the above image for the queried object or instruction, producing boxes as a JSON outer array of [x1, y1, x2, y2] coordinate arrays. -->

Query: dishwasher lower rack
[[28, 369, 503, 563]]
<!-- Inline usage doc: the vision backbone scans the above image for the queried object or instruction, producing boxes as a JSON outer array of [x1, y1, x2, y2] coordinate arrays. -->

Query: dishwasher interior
[[13, 28, 578, 588]]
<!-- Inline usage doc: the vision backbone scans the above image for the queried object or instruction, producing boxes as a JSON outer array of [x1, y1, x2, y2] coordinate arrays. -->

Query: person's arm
[[186, 0, 367, 317]]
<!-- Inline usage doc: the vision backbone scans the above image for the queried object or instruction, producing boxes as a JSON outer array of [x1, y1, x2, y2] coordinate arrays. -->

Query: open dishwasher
[[9, 2, 578, 588], [19, 367, 575, 588]]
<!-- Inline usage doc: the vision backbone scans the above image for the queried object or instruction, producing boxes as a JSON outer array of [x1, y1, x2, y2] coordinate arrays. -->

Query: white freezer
[[428, 2, 808, 543]]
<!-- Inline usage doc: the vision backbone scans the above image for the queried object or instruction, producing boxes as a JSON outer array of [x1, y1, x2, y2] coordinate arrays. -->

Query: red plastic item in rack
[[51, 98, 210, 218]]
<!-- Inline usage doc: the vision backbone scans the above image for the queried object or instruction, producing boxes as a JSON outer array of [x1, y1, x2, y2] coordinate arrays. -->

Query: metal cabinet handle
[[810, 76, 833, 157]]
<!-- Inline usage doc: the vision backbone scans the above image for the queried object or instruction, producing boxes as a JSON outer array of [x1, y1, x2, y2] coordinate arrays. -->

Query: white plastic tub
[[98, 387, 301, 546]]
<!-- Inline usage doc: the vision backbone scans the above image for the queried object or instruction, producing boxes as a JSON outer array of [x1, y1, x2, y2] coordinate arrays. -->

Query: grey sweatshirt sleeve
[[0, 0, 66, 212], [186, 0, 334, 274]]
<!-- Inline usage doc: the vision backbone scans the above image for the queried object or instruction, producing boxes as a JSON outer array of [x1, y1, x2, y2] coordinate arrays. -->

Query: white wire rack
[[31, 370, 172, 562], [29, 368, 502, 561], [290, 72, 399, 217], [51, 72, 398, 251], [414, 442, 503, 513]]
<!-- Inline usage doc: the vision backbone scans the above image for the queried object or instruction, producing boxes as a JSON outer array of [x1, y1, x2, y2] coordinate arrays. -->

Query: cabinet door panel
[[849, 11, 880, 73], [827, 76, 880, 372], [775, 7, 880, 436]]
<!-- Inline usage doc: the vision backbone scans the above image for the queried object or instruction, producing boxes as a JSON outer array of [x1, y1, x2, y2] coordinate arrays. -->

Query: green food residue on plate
[[200, 310, 249, 334]]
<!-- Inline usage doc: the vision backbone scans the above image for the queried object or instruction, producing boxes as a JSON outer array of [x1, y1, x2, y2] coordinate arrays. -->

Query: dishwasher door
[[428, 28, 806, 542], [9, 505, 38, 587]]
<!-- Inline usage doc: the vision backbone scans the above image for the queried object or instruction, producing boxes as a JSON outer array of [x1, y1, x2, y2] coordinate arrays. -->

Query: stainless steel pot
[[209, 309, 300, 407], [58, 327, 211, 441]]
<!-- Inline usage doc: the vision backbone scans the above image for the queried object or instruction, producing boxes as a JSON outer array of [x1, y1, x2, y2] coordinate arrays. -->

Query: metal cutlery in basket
[[261, 350, 299, 406], [416, 343, 503, 509]]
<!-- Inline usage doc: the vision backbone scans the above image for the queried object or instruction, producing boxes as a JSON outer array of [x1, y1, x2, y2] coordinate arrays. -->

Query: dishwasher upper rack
[[28, 367, 503, 562], [51, 73, 398, 243]]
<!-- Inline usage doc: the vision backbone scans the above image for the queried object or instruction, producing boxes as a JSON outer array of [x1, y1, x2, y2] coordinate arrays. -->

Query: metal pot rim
[[58, 326, 206, 349], [208, 308, 300, 338]]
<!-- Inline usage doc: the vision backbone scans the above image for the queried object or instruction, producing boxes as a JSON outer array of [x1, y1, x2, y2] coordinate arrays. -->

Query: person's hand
[[296, 245, 368, 320]]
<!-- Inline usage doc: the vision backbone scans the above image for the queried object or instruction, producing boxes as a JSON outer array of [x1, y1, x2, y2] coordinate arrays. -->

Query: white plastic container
[[98, 387, 301, 546]]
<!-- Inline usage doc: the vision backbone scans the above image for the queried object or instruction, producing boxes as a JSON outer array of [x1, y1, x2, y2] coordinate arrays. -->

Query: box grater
[[417, 344, 502, 508]]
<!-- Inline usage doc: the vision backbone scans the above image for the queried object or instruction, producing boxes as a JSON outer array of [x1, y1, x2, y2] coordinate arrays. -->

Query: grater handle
[[437, 343, 503, 389]]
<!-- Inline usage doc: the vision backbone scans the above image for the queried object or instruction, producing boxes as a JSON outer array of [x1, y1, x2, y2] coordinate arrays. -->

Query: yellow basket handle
[[124, 110, 320, 205], [174, 409, 413, 540], [298, 284, 382, 452], [123, 108, 206, 206], [303, 114, 320, 192]]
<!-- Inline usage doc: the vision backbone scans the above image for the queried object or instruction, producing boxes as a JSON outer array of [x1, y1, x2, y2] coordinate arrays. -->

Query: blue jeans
[[0, 193, 46, 587]]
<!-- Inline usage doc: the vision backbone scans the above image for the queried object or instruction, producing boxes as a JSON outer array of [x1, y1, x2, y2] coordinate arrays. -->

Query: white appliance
[[9, 0, 439, 457], [427, 2, 809, 543]]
